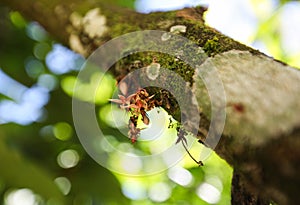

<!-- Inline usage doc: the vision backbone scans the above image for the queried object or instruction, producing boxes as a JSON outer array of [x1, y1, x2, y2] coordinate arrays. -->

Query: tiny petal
[[136, 100, 143, 108], [118, 94, 126, 101], [120, 105, 127, 109], [109, 99, 123, 104], [131, 137, 137, 143], [119, 81, 128, 95], [148, 94, 155, 99], [127, 93, 136, 99], [128, 104, 140, 109], [142, 114, 150, 125]]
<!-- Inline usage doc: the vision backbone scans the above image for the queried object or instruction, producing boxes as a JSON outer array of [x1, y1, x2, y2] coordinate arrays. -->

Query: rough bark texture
[[231, 173, 269, 205], [1, 0, 300, 204]]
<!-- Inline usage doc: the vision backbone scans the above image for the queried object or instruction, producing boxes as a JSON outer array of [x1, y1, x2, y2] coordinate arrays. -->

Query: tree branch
[[231, 172, 269, 205], [1, 0, 300, 204]]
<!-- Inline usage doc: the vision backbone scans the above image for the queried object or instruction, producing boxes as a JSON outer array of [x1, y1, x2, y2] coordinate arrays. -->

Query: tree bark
[[1, 0, 300, 204], [231, 173, 270, 205]]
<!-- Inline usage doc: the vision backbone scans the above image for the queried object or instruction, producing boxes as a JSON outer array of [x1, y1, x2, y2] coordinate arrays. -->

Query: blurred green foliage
[[250, 0, 300, 68], [0, 6, 128, 204]]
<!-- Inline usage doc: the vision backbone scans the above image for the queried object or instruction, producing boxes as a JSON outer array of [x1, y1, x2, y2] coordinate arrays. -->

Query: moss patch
[[116, 52, 195, 85], [203, 36, 220, 56], [183, 22, 261, 57]]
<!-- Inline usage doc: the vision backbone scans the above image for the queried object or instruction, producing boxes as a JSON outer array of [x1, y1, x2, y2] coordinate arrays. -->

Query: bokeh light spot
[[94, 73, 115, 105], [9, 12, 27, 28], [100, 104, 129, 128], [139, 107, 168, 141], [196, 182, 221, 204], [4, 188, 39, 205], [33, 42, 51, 60], [46, 44, 84, 74], [121, 180, 147, 200], [120, 154, 143, 174], [54, 177, 72, 195], [26, 22, 48, 42], [61, 76, 76, 96], [168, 166, 193, 186], [62, 72, 114, 105], [39, 125, 55, 141], [25, 58, 45, 78], [57, 149, 79, 169], [148, 182, 171, 202], [53, 122, 73, 141], [37, 74, 58, 91]]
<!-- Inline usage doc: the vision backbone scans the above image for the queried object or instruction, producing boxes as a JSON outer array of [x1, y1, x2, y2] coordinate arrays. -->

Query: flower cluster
[[109, 88, 155, 143], [109, 80, 203, 166]]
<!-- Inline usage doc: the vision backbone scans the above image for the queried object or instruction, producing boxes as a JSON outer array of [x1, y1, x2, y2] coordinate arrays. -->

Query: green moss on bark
[[116, 52, 194, 85], [183, 22, 262, 57]]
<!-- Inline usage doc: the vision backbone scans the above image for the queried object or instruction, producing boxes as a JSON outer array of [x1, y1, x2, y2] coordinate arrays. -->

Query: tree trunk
[[231, 173, 269, 205], [1, 0, 299, 204]]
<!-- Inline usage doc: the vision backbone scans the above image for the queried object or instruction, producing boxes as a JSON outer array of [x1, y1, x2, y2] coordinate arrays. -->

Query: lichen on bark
[[194, 50, 300, 146]]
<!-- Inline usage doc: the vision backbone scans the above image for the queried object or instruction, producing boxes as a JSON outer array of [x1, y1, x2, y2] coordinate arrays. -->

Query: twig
[[181, 140, 204, 166]]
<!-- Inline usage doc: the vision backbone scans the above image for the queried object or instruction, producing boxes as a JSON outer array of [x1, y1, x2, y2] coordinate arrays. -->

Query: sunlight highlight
[[54, 177, 72, 195], [148, 182, 171, 202], [168, 166, 193, 186], [46, 44, 84, 74], [4, 188, 39, 205], [121, 154, 143, 174], [196, 182, 221, 204], [121, 180, 147, 200], [135, 0, 205, 13], [0, 69, 51, 125], [57, 149, 79, 169]]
